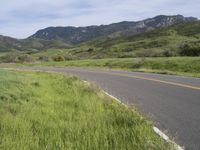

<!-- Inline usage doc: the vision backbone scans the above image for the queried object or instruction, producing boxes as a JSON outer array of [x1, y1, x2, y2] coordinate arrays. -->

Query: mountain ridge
[[29, 15, 198, 44], [0, 14, 198, 53]]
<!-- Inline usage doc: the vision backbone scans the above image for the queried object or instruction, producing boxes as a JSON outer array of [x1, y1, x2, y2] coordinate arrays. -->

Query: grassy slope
[[21, 57, 200, 78], [0, 70, 173, 150], [16, 22, 199, 62], [0, 35, 70, 52], [67, 22, 200, 59]]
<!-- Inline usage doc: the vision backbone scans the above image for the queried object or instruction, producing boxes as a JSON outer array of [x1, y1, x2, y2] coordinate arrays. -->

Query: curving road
[[18, 67, 200, 150]]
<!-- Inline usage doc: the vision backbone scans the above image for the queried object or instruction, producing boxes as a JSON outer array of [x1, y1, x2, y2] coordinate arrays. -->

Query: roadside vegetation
[[0, 69, 173, 150], [16, 57, 200, 78]]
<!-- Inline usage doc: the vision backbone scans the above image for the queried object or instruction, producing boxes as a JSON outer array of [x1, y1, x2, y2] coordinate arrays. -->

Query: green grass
[[0, 69, 173, 150], [19, 57, 200, 78]]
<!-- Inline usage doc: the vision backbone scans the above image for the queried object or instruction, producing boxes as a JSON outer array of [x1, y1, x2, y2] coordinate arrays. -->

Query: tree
[[179, 42, 200, 56]]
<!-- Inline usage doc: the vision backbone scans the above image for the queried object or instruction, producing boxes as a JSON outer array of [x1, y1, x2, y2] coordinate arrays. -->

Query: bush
[[64, 54, 78, 61], [17, 55, 33, 63], [132, 58, 146, 69], [52, 56, 65, 62], [0, 54, 18, 63], [122, 48, 133, 52], [179, 42, 200, 56], [135, 49, 161, 57], [38, 56, 50, 62], [87, 48, 94, 52], [162, 50, 175, 57]]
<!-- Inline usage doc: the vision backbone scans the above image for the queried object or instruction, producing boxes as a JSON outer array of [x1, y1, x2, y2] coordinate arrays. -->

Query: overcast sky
[[0, 0, 199, 39]]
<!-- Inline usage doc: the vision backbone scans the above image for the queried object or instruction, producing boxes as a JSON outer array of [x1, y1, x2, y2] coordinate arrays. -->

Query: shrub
[[122, 48, 133, 52], [64, 54, 78, 61], [87, 48, 94, 52], [179, 42, 200, 56], [0, 54, 18, 63], [38, 56, 50, 62], [162, 50, 175, 57], [135, 49, 160, 57], [17, 55, 33, 63], [52, 56, 65, 62]]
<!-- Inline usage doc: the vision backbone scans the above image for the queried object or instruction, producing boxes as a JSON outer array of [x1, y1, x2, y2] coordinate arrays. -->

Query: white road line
[[100, 86, 184, 150], [103, 91, 122, 104], [153, 127, 184, 150]]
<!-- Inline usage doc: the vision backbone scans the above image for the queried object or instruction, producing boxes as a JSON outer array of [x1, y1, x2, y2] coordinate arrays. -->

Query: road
[[19, 67, 200, 150]]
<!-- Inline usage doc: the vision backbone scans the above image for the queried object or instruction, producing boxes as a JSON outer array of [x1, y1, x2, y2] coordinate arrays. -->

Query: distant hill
[[0, 35, 69, 52], [0, 14, 199, 61], [30, 15, 198, 44]]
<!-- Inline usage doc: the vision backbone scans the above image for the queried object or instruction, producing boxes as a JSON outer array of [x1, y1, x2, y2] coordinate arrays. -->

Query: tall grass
[[20, 57, 200, 78], [0, 70, 173, 150]]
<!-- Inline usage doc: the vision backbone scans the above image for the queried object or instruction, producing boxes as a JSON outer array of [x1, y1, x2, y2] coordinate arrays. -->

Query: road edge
[[102, 88, 184, 150]]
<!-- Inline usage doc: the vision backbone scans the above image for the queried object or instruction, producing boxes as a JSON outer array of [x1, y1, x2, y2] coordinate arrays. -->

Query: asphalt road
[[19, 67, 200, 150]]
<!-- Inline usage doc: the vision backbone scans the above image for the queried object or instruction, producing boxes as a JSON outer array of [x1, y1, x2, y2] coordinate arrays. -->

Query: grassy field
[[19, 57, 200, 78], [0, 69, 173, 150]]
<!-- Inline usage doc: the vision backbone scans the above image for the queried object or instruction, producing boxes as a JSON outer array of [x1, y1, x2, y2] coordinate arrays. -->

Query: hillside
[[30, 15, 197, 44], [0, 15, 198, 53], [0, 15, 199, 63], [66, 21, 200, 59], [0, 36, 69, 52]]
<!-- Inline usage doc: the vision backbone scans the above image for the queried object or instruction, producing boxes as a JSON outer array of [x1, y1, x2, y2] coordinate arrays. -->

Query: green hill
[[0, 21, 200, 63], [0, 35, 69, 52], [67, 21, 200, 59], [30, 15, 197, 44]]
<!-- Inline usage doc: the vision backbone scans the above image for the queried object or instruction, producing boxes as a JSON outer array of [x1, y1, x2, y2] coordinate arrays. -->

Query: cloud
[[0, 0, 199, 38]]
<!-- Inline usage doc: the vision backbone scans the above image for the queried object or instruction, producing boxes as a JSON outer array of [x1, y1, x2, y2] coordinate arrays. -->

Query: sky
[[0, 0, 199, 39]]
